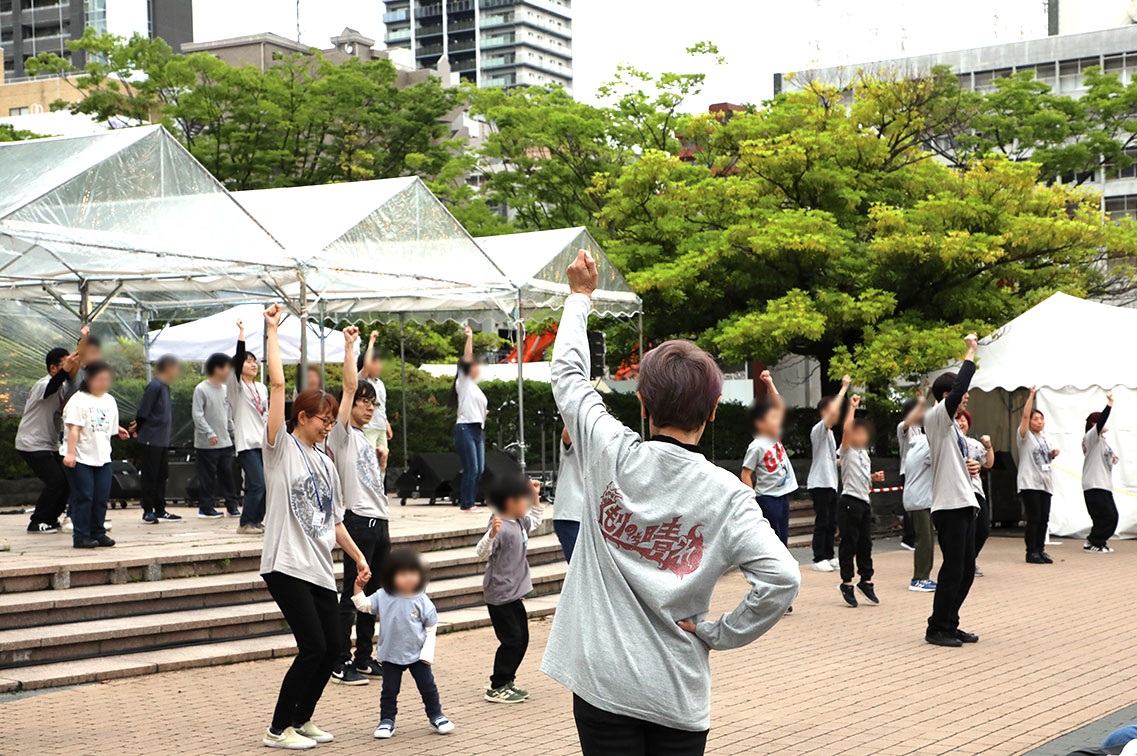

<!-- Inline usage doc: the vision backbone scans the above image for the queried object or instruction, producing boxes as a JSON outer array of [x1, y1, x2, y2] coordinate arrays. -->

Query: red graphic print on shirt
[[597, 482, 705, 578]]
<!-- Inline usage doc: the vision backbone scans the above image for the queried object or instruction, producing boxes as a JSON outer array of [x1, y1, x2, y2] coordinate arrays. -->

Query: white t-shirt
[[925, 401, 978, 512], [455, 367, 488, 426], [363, 376, 388, 432], [260, 424, 345, 592], [840, 447, 871, 503], [554, 441, 584, 523], [1016, 430, 1053, 494], [59, 391, 118, 467], [806, 419, 838, 490], [328, 422, 388, 520], [1082, 427, 1115, 492], [897, 421, 924, 470], [227, 373, 268, 453], [963, 436, 987, 498], [743, 436, 798, 497], [901, 435, 932, 511]]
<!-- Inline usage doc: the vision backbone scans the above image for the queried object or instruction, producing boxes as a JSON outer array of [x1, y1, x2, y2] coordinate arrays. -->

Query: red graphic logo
[[597, 483, 705, 578]]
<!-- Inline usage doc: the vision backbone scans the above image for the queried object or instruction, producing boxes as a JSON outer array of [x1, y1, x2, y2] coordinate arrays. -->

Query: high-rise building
[[382, 0, 572, 91], [1, 0, 193, 80]]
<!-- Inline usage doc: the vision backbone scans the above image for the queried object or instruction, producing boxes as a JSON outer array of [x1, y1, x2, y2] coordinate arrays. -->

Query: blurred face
[[307, 368, 321, 389], [84, 343, 102, 364], [210, 362, 232, 382], [297, 409, 335, 443], [755, 404, 785, 439], [351, 395, 375, 427], [392, 568, 421, 597], [242, 354, 258, 380], [468, 362, 481, 381], [1029, 411, 1045, 434], [159, 362, 181, 382], [86, 370, 112, 395], [367, 356, 383, 378], [848, 425, 869, 449], [502, 494, 530, 520], [955, 414, 970, 434]]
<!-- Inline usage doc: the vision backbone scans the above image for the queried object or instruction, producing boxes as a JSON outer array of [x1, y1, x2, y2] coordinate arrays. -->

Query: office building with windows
[[382, 0, 571, 91]]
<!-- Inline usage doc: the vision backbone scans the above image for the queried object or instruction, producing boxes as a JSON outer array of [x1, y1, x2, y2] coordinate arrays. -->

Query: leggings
[[974, 493, 990, 558], [263, 572, 340, 732], [1084, 488, 1119, 548], [1020, 489, 1051, 554], [380, 661, 442, 723], [574, 694, 708, 756]]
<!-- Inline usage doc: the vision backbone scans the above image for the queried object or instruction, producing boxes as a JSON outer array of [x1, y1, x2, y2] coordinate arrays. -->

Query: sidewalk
[[3, 536, 1135, 756]]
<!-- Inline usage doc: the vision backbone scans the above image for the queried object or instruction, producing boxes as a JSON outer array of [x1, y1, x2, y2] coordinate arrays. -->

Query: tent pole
[[516, 289, 526, 471], [78, 280, 90, 325], [399, 314, 409, 471], [638, 311, 645, 439], [298, 267, 309, 391], [319, 300, 327, 387], [140, 308, 151, 382]]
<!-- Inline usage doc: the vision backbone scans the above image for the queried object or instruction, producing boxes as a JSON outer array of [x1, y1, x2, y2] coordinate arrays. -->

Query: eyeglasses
[[313, 414, 336, 428], [356, 398, 376, 408]]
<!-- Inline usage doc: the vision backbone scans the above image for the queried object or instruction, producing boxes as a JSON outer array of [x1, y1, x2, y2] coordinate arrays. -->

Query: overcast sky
[[193, 0, 1048, 109]]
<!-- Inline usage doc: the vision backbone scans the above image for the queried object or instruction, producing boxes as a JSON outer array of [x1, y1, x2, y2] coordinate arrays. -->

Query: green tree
[[0, 124, 47, 142]]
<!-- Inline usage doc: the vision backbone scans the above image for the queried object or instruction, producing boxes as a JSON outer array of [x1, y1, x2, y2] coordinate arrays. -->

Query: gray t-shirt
[[963, 436, 987, 497], [1082, 427, 1116, 492], [542, 294, 799, 733], [363, 376, 388, 432], [1016, 430, 1054, 494], [806, 419, 838, 490], [926, 401, 978, 512], [901, 435, 932, 511], [897, 421, 924, 470], [359, 589, 438, 665], [479, 507, 541, 605], [227, 373, 268, 453], [192, 380, 234, 449], [554, 441, 584, 523], [327, 422, 388, 520], [15, 373, 66, 453], [259, 424, 345, 592], [840, 446, 871, 503], [743, 436, 798, 497]]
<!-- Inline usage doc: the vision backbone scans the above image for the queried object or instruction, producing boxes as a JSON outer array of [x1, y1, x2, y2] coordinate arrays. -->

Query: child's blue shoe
[[430, 715, 454, 734], [373, 720, 395, 739]]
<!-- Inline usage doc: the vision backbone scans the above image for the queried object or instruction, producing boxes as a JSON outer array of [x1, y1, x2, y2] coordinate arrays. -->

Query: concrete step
[[0, 595, 561, 693], [0, 562, 567, 669], [0, 535, 565, 630]]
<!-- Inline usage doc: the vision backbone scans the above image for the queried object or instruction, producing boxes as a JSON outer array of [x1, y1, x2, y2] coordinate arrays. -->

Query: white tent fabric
[[934, 293, 1137, 539], [147, 304, 346, 365]]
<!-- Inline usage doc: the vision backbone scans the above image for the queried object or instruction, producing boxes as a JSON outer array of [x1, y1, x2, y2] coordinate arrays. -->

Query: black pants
[[837, 495, 873, 582], [1084, 489, 1119, 548], [809, 487, 838, 562], [19, 450, 68, 527], [138, 444, 169, 516], [196, 447, 239, 512], [487, 598, 528, 689], [337, 512, 391, 664], [928, 507, 977, 634], [1021, 489, 1052, 554], [974, 493, 990, 558], [263, 572, 340, 732], [574, 694, 709, 756], [379, 661, 442, 723]]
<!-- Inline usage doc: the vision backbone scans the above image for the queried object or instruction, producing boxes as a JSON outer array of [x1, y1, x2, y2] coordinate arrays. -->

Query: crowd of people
[[9, 249, 1126, 755]]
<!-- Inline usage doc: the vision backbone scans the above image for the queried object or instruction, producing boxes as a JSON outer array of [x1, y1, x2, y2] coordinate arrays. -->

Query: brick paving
[[3, 536, 1135, 756]]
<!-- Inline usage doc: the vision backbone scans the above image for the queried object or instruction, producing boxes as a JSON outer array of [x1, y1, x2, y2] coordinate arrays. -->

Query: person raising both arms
[[837, 394, 885, 608], [805, 374, 851, 572], [453, 325, 488, 512], [1018, 386, 1059, 565], [359, 330, 393, 472], [230, 318, 269, 534], [258, 306, 371, 751], [1081, 392, 1118, 554]]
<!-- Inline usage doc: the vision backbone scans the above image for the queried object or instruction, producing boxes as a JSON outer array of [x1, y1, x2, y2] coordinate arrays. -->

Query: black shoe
[[954, 629, 979, 644], [1026, 552, 1047, 564], [355, 658, 382, 677], [785, 605, 793, 615], [156, 511, 182, 522], [226, 507, 241, 517], [331, 664, 368, 686], [73, 537, 99, 549], [142, 512, 158, 524], [197, 508, 224, 519], [27, 521, 60, 533], [840, 584, 858, 607], [1039, 551, 1054, 564], [856, 581, 880, 604], [94, 535, 115, 547], [925, 630, 963, 647]]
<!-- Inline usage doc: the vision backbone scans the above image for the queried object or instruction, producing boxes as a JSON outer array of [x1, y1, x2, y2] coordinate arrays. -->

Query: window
[[1105, 194, 1137, 222], [9, 106, 29, 116]]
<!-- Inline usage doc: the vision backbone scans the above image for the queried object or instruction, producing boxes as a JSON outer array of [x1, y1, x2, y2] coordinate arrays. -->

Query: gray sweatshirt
[[192, 380, 234, 449], [540, 293, 800, 733]]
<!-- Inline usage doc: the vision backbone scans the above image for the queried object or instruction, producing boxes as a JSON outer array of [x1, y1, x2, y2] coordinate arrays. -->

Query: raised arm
[[1097, 393, 1114, 434], [462, 325, 474, 365], [841, 394, 861, 451], [338, 326, 360, 428], [74, 325, 90, 371], [264, 304, 287, 443], [759, 370, 781, 405], [1018, 385, 1036, 441], [825, 374, 852, 428], [363, 330, 377, 377], [232, 318, 246, 368], [945, 333, 979, 417]]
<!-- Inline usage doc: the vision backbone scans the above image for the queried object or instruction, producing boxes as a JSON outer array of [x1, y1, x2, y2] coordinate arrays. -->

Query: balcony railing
[[383, 9, 408, 22]]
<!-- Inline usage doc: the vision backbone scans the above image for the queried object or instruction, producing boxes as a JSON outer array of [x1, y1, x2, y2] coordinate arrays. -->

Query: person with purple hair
[[541, 249, 799, 756]]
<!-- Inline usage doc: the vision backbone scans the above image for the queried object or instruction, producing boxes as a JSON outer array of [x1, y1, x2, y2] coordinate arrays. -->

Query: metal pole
[[318, 300, 327, 388], [638, 311, 645, 438], [140, 308, 151, 382], [516, 290, 526, 470], [78, 280, 90, 325], [298, 267, 309, 391], [399, 313, 409, 470]]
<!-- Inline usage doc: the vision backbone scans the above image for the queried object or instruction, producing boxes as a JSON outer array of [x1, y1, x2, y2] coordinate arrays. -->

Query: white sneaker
[[61, 517, 73, 534], [262, 727, 316, 750], [430, 715, 455, 734], [812, 560, 835, 572], [373, 720, 395, 739], [294, 721, 333, 743], [828, 558, 839, 569]]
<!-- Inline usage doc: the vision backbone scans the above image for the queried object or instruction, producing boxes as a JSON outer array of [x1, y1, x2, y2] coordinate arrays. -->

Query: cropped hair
[[155, 354, 179, 374], [45, 347, 69, 372], [78, 360, 111, 393], [378, 549, 429, 595], [901, 397, 920, 416], [1031, 408, 1044, 420], [852, 417, 874, 435], [288, 389, 339, 433], [931, 372, 956, 402], [204, 352, 230, 376], [817, 395, 835, 414], [83, 335, 102, 350], [637, 340, 723, 432], [749, 398, 776, 424], [488, 472, 534, 513]]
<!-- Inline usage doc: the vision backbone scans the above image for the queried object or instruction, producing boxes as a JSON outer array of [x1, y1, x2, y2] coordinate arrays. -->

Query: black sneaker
[[355, 658, 382, 678], [925, 629, 963, 647], [856, 581, 880, 604], [784, 605, 793, 615], [156, 511, 182, 522], [94, 535, 116, 547], [1026, 552, 1047, 564], [840, 584, 858, 607], [27, 522, 59, 533], [331, 664, 368, 686], [142, 512, 158, 524], [73, 537, 99, 549], [954, 629, 979, 644], [197, 508, 224, 519], [1039, 551, 1054, 564], [226, 507, 241, 517]]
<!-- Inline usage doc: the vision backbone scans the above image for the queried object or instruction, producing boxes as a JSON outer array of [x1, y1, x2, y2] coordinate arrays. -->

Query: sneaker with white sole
[[484, 684, 527, 703], [331, 664, 368, 685], [1084, 543, 1114, 553], [908, 579, 935, 593], [27, 522, 60, 533], [61, 517, 73, 533], [293, 721, 333, 743], [828, 557, 839, 569], [812, 560, 835, 572], [430, 715, 455, 734], [900, 541, 916, 551], [373, 720, 395, 739], [262, 727, 316, 750]]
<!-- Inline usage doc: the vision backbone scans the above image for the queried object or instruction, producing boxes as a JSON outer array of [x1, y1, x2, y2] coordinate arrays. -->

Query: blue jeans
[[64, 462, 112, 543], [238, 448, 266, 525], [453, 422, 484, 509], [554, 520, 580, 562], [757, 494, 790, 546]]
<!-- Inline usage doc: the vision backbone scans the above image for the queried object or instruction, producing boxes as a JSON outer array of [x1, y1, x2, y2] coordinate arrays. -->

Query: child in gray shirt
[[477, 473, 542, 704]]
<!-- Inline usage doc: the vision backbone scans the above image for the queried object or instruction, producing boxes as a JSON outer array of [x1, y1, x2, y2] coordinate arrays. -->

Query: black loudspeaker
[[404, 453, 463, 505], [447, 450, 523, 503], [166, 459, 197, 504], [989, 450, 1021, 526], [586, 330, 606, 379], [109, 460, 142, 506]]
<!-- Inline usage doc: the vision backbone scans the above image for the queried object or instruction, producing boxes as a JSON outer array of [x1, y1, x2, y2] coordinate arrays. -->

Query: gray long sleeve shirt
[[192, 380, 234, 449], [540, 293, 800, 733]]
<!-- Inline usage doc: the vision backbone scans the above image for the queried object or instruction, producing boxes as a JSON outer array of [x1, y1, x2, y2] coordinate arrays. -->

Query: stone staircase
[[0, 521, 565, 693]]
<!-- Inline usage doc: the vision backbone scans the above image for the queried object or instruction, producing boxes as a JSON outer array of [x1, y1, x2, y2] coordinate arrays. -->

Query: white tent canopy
[[935, 293, 1137, 539], [147, 304, 346, 365]]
